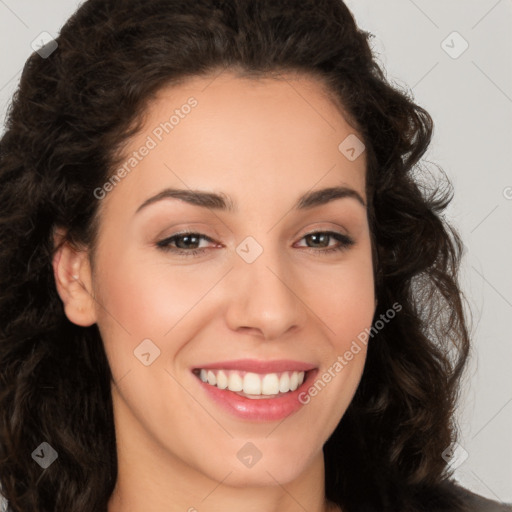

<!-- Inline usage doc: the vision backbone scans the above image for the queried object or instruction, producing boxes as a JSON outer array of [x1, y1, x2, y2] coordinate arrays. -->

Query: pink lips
[[192, 359, 318, 422], [192, 358, 316, 373]]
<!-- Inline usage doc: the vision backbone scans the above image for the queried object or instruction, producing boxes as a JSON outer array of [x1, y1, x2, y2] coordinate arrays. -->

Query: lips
[[191, 358, 316, 374], [191, 359, 318, 421]]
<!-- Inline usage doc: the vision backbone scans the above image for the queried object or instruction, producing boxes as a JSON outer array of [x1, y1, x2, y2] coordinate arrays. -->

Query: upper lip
[[192, 359, 317, 374]]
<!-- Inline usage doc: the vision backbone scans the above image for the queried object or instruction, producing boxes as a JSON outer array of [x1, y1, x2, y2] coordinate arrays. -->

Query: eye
[[156, 230, 355, 257], [294, 231, 355, 255], [156, 231, 215, 257]]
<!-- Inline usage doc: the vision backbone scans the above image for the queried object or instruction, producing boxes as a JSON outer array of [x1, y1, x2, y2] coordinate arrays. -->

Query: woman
[[0, 0, 510, 511]]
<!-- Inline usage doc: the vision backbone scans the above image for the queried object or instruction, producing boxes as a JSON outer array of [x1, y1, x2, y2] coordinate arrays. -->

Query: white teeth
[[228, 372, 243, 392], [261, 373, 280, 395], [197, 369, 307, 396], [279, 372, 290, 393], [216, 370, 228, 389], [290, 371, 299, 391], [243, 372, 261, 395], [207, 370, 217, 386]]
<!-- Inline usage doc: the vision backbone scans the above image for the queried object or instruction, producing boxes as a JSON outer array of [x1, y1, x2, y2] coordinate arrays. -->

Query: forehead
[[143, 71, 360, 151], [101, 71, 367, 216]]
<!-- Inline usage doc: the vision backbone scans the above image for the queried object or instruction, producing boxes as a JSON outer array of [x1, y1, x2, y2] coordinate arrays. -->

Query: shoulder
[[450, 483, 512, 512], [409, 480, 512, 512]]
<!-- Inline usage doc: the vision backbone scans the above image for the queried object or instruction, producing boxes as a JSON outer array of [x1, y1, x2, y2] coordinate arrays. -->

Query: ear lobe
[[52, 228, 97, 327]]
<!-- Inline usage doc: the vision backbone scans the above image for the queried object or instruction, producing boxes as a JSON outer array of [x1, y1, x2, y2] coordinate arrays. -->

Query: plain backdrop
[[0, 0, 511, 504]]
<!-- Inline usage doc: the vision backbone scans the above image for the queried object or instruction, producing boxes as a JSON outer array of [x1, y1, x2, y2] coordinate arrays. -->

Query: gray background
[[0, 0, 511, 504]]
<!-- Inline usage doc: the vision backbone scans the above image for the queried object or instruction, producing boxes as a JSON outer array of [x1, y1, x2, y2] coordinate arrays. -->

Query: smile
[[194, 368, 306, 398], [191, 359, 319, 421]]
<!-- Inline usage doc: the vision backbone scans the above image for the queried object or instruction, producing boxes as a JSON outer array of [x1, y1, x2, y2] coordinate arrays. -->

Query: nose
[[224, 245, 306, 341]]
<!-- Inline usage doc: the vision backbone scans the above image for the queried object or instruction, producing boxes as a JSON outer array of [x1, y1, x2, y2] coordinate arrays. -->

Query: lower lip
[[194, 369, 318, 422]]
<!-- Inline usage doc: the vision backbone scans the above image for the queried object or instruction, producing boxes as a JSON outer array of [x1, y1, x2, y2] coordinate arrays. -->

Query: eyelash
[[156, 230, 355, 257]]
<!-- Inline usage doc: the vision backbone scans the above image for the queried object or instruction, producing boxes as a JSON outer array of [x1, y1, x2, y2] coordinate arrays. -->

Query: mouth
[[191, 361, 319, 421], [192, 367, 312, 399]]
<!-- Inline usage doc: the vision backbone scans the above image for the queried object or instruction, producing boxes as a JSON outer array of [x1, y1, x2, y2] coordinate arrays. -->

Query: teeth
[[279, 372, 290, 393], [290, 371, 299, 391], [207, 370, 216, 386], [243, 373, 261, 395], [197, 369, 306, 396], [216, 370, 228, 389], [262, 373, 280, 395], [228, 372, 243, 392]]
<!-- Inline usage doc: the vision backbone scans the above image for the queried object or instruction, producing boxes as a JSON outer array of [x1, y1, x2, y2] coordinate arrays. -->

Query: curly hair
[[0, 0, 471, 511]]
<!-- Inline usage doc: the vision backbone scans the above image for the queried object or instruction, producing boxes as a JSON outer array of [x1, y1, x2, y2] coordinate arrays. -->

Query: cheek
[[305, 246, 375, 350], [91, 248, 224, 380], [94, 248, 209, 334]]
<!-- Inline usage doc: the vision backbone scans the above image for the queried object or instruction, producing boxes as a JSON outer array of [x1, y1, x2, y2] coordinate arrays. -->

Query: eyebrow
[[134, 185, 366, 215]]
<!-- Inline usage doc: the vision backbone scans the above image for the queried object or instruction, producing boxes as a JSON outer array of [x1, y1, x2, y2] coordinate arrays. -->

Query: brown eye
[[156, 231, 215, 257], [296, 231, 355, 255]]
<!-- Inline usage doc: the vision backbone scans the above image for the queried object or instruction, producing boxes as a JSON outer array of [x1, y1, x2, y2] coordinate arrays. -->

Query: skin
[[53, 71, 376, 512]]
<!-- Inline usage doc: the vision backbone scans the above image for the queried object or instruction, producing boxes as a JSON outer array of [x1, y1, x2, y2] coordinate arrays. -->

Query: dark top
[[2, 482, 511, 511], [454, 484, 512, 511]]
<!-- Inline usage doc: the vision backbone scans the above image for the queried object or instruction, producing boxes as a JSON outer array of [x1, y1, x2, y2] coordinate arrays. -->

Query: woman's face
[[71, 71, 375, 486]]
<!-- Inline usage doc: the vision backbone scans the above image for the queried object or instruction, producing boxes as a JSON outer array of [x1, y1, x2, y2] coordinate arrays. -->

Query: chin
[[230, 444, 317, 487], [219, 463, 307, 488]]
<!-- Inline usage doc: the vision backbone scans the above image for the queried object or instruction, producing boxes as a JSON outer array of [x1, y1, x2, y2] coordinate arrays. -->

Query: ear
[[52, 227, 97, 327]]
